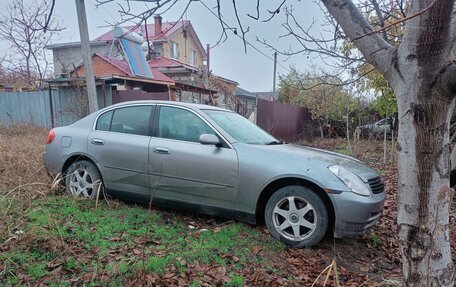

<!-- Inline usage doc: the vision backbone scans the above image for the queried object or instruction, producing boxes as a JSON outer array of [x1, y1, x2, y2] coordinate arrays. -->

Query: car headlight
[[328, 165, 371, 196]]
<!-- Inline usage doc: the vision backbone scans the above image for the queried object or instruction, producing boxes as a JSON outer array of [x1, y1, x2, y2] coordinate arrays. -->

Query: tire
[[65, 160, 103, 199], [264, 185, 328, 248]]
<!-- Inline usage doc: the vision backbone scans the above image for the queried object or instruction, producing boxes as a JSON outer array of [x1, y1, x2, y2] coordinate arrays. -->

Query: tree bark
[[396, 89, 455, 286], [393, 1, 456, 283]]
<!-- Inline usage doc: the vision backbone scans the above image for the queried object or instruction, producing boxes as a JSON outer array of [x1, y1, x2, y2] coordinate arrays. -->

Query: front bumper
[[330, 191, 385, 238]]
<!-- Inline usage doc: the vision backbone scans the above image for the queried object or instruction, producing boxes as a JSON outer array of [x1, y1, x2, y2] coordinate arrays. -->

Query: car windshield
[[203, 109, 278, 144]]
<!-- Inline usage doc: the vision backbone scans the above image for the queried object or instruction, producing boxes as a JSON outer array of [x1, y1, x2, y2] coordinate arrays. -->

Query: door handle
[[91, 138, 104, 145], [153, 147, 170, 154]]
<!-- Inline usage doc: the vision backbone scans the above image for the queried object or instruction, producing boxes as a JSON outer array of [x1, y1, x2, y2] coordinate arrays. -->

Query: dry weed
[[0, 124, 52, 198]]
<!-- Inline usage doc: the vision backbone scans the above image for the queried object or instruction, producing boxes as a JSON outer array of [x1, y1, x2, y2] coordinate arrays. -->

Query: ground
[[0, 126, 454, 286]]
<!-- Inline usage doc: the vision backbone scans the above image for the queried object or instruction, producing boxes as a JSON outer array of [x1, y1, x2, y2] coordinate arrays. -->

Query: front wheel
[[65, 160, 103, 199], [264, 185, 328, 248]]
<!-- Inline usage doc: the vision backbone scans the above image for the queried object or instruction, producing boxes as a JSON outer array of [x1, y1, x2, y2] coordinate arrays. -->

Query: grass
[[0, 194, 284, 285], [334, 146, 353, 156]]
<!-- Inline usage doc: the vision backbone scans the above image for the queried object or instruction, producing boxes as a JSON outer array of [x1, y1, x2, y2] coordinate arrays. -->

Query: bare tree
[[0, 0, 63, 89]]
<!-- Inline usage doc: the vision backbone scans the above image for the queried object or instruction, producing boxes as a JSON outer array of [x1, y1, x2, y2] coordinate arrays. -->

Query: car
[[44, 101, 385, 247], [356, 118, 393, 139]]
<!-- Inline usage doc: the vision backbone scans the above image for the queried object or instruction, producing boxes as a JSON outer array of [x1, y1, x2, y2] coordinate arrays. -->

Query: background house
[[46, 16, 236, 108], [235, 87, 257, 116]]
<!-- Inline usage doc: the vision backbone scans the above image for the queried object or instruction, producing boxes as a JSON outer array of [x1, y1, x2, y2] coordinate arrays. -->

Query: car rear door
[[87, 104, 154, 200], [149, 105, 239, 209]]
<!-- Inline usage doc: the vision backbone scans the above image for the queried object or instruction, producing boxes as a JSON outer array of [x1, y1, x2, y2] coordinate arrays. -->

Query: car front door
[[88, 104, 154, 200], [149, 105, 239, 209]]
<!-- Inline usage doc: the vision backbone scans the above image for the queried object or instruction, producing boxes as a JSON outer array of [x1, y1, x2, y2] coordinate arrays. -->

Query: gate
[[256, 98, 312, 142]]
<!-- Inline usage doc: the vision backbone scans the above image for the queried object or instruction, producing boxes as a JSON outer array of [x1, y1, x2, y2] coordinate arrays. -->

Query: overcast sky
[[0, 0, 326, 92]]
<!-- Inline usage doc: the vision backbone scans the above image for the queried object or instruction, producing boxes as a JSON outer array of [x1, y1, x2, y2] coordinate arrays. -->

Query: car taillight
[[46, 129, 55, 144]]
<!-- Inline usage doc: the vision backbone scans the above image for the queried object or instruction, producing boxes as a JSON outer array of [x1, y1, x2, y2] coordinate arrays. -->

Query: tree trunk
[[396, 89, 455, 286], [346, 110, 351, 151], [383, 110, 388, 164], [318, 121, 324, 139]]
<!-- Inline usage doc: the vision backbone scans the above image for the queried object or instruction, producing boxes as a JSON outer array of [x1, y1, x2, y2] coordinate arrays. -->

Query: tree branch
[[321, 0, 394, 76], [263, 0, 286, 22]]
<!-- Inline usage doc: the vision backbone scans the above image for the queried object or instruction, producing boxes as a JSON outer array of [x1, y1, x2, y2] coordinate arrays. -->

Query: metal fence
[[257, 98, 313, 142], [0, 88, 95, 129], [0, 91, 54, 128], [0, 88, 167, 129]]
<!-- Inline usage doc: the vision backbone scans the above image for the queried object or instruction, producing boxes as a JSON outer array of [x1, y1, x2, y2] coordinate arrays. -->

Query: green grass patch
[[334, 146, 353, 156], [1, 195, 283, 285]]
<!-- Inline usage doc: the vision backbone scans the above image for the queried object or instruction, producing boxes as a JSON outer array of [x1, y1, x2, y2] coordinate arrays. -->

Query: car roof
[[102, 100, 231, 113]]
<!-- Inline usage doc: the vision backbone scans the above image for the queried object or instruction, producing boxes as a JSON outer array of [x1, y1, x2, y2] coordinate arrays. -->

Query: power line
[[199, 0, 290, 73]]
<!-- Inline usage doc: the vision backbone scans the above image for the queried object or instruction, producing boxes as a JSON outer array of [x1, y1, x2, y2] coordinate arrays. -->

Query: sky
[[0, 0, 326, 92]]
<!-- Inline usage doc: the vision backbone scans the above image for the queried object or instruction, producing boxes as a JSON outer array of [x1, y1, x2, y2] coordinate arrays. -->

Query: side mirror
[[199, 134, 220, 146]]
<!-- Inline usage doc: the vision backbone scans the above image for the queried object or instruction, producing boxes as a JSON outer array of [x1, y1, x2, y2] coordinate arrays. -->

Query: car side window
[[109, 106, 152, 136], [158, 106, 215, 143], [96, 110, 113, 131]]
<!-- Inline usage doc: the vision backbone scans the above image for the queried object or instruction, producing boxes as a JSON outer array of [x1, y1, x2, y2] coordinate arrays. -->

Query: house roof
[[212, 74, 239, 86], [253, 91, 279, 100], [97, 54, 132, 76], [94, 21, 207, 59], [148, 56, 198, 71], [235, 87, 256, 98], [75, 53, 175, 85], [95, 21, 188, 41], [46, 41, 110, 50]]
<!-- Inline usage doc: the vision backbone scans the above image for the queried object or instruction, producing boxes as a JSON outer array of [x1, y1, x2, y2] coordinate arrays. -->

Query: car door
[[88, 104, 154, 200], [149, 105, 239, 209]]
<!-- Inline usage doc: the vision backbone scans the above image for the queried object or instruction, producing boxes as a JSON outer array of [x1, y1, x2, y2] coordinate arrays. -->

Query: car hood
[[248, 143, 379, 182]]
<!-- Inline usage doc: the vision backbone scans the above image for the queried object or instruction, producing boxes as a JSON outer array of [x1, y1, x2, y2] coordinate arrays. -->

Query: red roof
[[95, 21, 190, 42], [95, 53, 175, 84], [149, 69, 175, 83], [97, 54, 131, 75]]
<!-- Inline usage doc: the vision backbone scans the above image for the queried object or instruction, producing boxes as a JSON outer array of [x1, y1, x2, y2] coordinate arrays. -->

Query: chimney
[[206, 44, 210, 72], [154, 15, 162, 35]]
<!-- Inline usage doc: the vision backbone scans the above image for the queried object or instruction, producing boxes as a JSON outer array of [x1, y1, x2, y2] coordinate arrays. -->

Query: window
[[158, 106, 214, 143], [190, 50, 196, 66], [106, 106, 152, 136], [96, 110, 113, 131], [171, 42, 179, 60], [204, 110, 277, 144]]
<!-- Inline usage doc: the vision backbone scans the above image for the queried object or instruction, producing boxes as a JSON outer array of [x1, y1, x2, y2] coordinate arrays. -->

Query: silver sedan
[[44, 101, 385, 247]]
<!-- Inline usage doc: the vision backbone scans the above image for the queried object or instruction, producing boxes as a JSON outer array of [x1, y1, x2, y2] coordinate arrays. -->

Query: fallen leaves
[[252, 246, 262, 254]]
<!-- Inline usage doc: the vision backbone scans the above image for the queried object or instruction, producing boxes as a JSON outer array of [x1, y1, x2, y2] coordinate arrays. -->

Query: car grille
[[368, 177, 384, 194]]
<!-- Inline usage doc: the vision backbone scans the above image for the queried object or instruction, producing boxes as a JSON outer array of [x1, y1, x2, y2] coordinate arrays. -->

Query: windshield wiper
[[265, 140, 284, 145]]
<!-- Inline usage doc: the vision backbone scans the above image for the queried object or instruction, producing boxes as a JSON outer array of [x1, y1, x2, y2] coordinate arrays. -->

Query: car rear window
[[96, 111, 113, 131], [96, 106, 152, 136]]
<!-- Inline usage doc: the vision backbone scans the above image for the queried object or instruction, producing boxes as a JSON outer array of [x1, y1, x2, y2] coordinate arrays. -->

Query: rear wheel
[[264, 185, 328, 248], [65, 160, 102, 199]]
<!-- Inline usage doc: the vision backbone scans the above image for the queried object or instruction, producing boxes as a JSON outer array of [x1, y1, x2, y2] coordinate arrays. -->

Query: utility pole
[[75, 0, 98, 113], [272, 52, 277, 95]]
